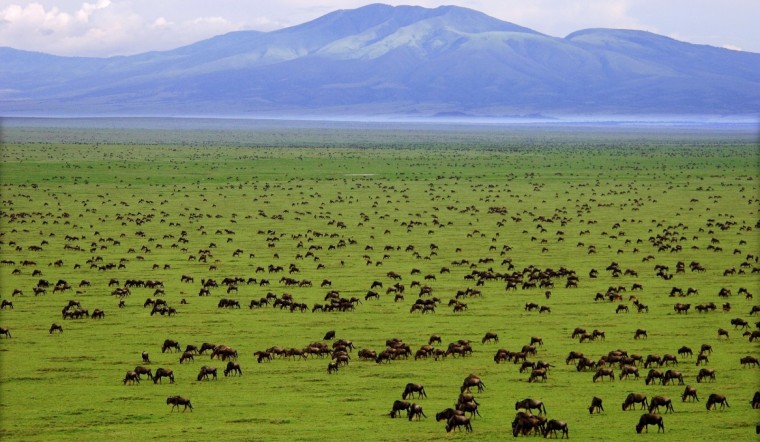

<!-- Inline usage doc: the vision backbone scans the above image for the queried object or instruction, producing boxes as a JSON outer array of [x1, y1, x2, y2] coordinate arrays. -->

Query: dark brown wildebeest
[[49, 323, 63, 334], [327, 361, 339, 374], [515, 398, 546, 415], [663, 370, 684, 385], [706, 393, 729, 410], [543, 419, 569, 439], [91, 309, 104, 319], [731, 318, 749, 329], [224, 361, 242, 376], [528, 368, 548, 383], [0, 327, 11, 338], [648, 396, 674, 414], [593, 368, 614, 382], [428, 334, 442, 345], [162, 339, 180, 353], [644, 354, 661, 368], [364, 290, 380, 301], [254, 351, 272, 363], [619, 365, 639, 380], [616, 304, 629, 314], [407, 403, 426, 421], [589, 396, 604, 414], [634, 329, 647, 339], [678, 346, 693, 358], [751, 391, 760, 409], [153, 368, 174, 384], [167, 396, 193, 412], [511, 411, 544, 436], [636, 413, 664, 433], [571, 327, 586, 339], [682, 386, 699, 402], [436, 408, 464, 422], [197, 366, 217, 381], [446, 415, 473, 433], [530, 336, 544, 346], [740, 355, 759, 367], [697, 368, 716, 383], [622, 393, 648, 411], [456, 401, 481, 418], [323, 330, 336, 340], [123, 370, 140, 385], [199, 342, 216, 354], [566, 351, 583, 365], [134, 366, 153, 381], [1, 300, 13, 309], [660, 354, 678, 366], [402, 383, 427, 400], [674, 303, 691, 314], [645, 369, 664, 385], [179, 351, 194, 364], [390, 400, 411, 418], [461, 374, 485, 393], [481, 332, 498, 344]]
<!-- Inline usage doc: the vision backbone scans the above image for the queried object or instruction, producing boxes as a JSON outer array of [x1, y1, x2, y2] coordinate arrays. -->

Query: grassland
[[0, 120, 759, 441]]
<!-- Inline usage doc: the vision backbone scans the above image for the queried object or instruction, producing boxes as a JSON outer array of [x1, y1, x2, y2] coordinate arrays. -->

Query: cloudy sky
[[0, 0, 757, 57]]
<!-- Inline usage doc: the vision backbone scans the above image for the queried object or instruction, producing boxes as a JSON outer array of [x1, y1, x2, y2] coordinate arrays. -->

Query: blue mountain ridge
[[1, 3, 758, 117]]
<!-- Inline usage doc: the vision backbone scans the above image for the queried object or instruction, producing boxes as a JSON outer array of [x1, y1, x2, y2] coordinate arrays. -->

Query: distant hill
[[1, 3, 759, 118]]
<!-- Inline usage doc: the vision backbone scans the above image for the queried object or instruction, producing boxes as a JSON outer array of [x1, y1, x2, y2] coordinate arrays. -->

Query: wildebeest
[[512, 411, 545, 437], [543, 419, 569, 439], [407, 403, 426, 421], [198, 365, 217, 381], [740, 355, 759, 367], [390, 400, 411, 418], [179, 351, 194, 364], [751, 391, 760, 409], [153, 368, 174, 384], [49, 323, 63, 334], [645, 369, 664, 385], [123, 370, 140, 385], [515, 398, 546, 415], [456, 400, 481, 418], [446, 415, 472, 433], [0, 327, 11, 338], [461, 374, 485, 393], [224, 361, 242, 376], [323, 330, 336, 340], [648, 396, 674, 414], [636, 413, 664, 433], [682, 386, 699, 402], [1, 300, 13, 309], [593, 368, 614, 382], [436, 408, 464, 422], [134, 366, 153, 381], [162, 339, 180, 353], [589, 396, 604, 414], [619, 365, 639, 380], [663, 369, 684, 385], [706, 393, 729, 410], [634, 329, 647, 339], [481, 332, 498, 344], [166, 395, 192, 412], [528, 368, 548, 383], [678, 346, 693, 358], [697, 368, 716, 383], [622, 393, 648, 411], [402, 383, 427, 400]]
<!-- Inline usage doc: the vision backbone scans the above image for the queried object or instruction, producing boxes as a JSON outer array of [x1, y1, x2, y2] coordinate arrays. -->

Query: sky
[[0, 0, 757, 57]]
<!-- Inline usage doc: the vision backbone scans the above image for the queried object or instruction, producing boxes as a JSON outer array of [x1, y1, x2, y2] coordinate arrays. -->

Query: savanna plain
[[0, 120, 758, 441]]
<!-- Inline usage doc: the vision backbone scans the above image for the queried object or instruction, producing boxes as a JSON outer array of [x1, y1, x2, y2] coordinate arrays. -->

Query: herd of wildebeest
[[1, 138, 759, 439]]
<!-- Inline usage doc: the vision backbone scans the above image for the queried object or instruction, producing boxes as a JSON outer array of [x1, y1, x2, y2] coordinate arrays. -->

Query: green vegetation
[[1, 121, 758, 441]]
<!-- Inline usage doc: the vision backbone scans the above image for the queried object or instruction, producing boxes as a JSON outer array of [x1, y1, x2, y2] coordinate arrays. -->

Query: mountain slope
[[1, 4, 758, 117]]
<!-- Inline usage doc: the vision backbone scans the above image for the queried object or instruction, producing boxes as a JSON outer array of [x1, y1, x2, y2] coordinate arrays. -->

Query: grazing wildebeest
[[179, 351, 194, 364], [198, 365, 217, 381], [512, 412, 544, 436], [162, 339, 180, 353], [0, 327, 11, 338], [634, 329, 647, 339], [456, 400, 481, 418], [323, 330, 336, 340], [167, 396, 193, 412], [649, 396, 674, 414], [622, 393, 648, 411], [589, 396, 604, 414], [407, 403, 426, 421], [515, 398, 546, 415], [141, 351, 150, 363], [751, 391, 760, 409], [49, 323, 63, 334], [199, 342, 216, 354], [706, 393, 729, 410], [543, 419, 569, 439], [645, 369, 664, 385], [224, 361, 242, 376], [134, 366, 153, 381], [481, 332, 498, 344], [436, 408, 464, 422], [528, 368, 548, 383], [682, 386, 699, 402], [428, 334, 442, 345], [740, 355, 759, 367], [153, 368, 174, 384], [461, 374, 485, 393], [327, 361, 339, 374], [663, 370, 684, 385], [530, 336, 544, 346], [390, 400, 411, 418], [1, 300, 13, 309], [678, 346, 693, 358], [123, 370, 140, 385], [91, 309, 104, 319], [636, 413, 664, 433], [446, 415, 472, 433], [402, 383, 427, 400], [697, 368, 716, 383], [593, 368, 614, 382], [619, 365, 639, 380]]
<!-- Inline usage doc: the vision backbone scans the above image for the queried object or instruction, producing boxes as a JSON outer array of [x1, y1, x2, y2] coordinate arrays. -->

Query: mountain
[[1, 3, 759, 118]]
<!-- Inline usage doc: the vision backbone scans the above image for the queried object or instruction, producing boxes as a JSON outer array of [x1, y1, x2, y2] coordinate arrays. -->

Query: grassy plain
[[0, 120, 759, 441]]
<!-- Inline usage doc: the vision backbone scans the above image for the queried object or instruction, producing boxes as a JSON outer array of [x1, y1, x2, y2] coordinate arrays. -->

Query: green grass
[[0, 122, 759, 441]]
